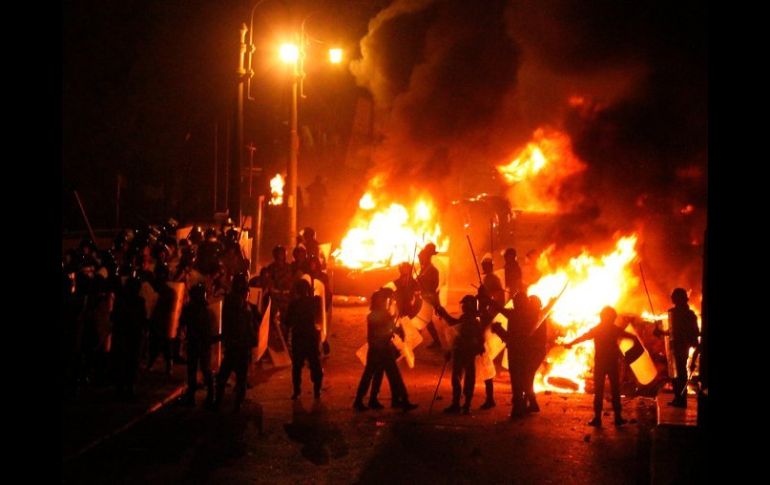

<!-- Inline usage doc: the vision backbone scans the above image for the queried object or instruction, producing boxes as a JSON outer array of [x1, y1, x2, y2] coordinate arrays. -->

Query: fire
[[496, 127, 586, 213], [527, 234, 640, 393], [680, 204, 695, 215], [498, 144, 548, 183], [269, 174, 284, 205], [333, 192, 448, 270], [359, 192, 376, 210]]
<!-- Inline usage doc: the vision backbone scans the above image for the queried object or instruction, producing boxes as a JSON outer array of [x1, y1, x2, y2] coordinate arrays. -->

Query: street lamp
[[278, 18, 343, 249], [239, 4, 344, 253]]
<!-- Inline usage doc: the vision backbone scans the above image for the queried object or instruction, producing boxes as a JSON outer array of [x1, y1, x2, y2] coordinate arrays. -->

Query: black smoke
[[352, 0, 707, 302]]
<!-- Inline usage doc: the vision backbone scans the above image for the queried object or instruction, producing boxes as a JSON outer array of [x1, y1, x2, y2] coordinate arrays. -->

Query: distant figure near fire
[[654, 288, 699, 408], [369, 262, 419, 408], [436, 295, 485, 415], [416, 243, 443, 349], [564, 306, 636, 427], [353, 289, 418, 412], [479, 253, 505, 409], [490, 292, 534, 419], [286, 279, 324, 400]]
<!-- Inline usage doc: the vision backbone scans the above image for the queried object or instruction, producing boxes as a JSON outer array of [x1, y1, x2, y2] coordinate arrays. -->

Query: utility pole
[[232, 23, 248, 223]]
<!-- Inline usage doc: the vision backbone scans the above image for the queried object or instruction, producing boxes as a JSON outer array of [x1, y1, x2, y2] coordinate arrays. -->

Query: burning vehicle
[[328, 124, 702, 398]]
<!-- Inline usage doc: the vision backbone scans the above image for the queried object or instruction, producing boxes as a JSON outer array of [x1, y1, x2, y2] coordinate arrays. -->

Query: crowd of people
[[62, 220, 699, 424], [61, 218, 332, 411]]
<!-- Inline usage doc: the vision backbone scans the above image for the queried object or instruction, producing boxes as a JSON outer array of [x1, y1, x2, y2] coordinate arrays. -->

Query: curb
[[63, 385, 185, 464]]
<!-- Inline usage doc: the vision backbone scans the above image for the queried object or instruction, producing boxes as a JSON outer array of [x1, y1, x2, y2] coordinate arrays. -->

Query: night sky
[[63, 0, 706, 241], [63, 0, 384, 229]]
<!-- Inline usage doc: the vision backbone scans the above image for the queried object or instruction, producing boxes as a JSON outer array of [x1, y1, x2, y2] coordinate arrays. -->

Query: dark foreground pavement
[[63, 305, 663, 484]]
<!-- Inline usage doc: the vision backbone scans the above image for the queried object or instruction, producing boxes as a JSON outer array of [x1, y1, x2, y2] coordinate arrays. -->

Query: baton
[[466, 235, 483, 286], [429, 357, 450, 414]]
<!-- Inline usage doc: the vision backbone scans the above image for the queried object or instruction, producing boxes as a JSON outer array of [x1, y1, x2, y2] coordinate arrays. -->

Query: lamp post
[[233, 22, 249, 225], [241, 5, 344, 251], [279, 20, 343, 249], [284, 39, 300, 250]]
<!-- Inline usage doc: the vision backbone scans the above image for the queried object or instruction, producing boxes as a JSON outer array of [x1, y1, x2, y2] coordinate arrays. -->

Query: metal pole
[[288, 67, 299, 249], [116, 174, 121, 228], [225, 120, 230, 210], [466, 235, 483, 286], [429, 358, 449, 414], [248, 143, 256, 197], [253, 195, 265, 274], [214, 121, 218, 213], [234, 23, 248, 224], [73, 189, 97, 244]]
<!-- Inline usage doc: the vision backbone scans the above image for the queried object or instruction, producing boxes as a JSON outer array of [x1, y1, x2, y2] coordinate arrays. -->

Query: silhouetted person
[[286, 279, 324, 400], [491, 292, 533, 419], [503, 248, 523, 298], [436, 295, 485, 415], [565, 306, 636, 426], [480, 254, 505, 409], [305, 255, 332, 356], [111, 277, 146, 399], [214, 274, 258, 412], [196, 229, 222, 275], [147, 271, 174, 374], [370, 263, 418, 407], [264, 245, 292, 339], [393, 262, 420, 318], [179, 283, 214, 407], [354, 289, 417, 412], [290, 245, 309, 286], [417, 243, 443, 349], [524, 295, 546, 412], [302, 227, 322, 266], [655, 288, 700, 408]]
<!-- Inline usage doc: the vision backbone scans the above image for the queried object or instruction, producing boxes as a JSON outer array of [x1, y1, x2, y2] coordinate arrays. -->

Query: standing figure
[[179, 283, 214, 407], [393, 262, 420, 318], [479, 254, 505, 409], [354, 289, 418, 411], [111, 277, 146, 399], [524, 295, 546, 412], [502, 248, 523, 299], [436, 295, 485, 415], [264, 245, 292, 341], [564, 306, 636, 426], [147, 271, 174, 374], [307, 255, 332, 355], [370, 263, 419, 408], [490, 292, 533, 419], [214, 274, 258, 411], [286, 279, 324, 400], [301, 227, 322, 266], [655, 288, 700, 408], [417, 243, 443, 349]]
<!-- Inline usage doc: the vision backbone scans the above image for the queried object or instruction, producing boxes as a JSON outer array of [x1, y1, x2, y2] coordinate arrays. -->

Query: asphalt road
[[62, 305, 656, 484]]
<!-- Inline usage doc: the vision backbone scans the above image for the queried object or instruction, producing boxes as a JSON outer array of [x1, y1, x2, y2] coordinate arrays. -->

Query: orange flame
[[333, 191, 448, 270], [497, 128, 586, 213], [527, 234, 640, 393], [269, 174, 284, 206]]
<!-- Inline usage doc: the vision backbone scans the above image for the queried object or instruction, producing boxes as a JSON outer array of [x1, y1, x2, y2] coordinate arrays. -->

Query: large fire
[[269, 174, 284, 206], [527, 234, 640, 393], [332, 191, 448, 270], [496, 127, 586, 213]]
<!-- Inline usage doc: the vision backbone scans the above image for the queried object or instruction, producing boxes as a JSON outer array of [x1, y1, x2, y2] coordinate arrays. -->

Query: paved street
[[63, 305, 657, 484]]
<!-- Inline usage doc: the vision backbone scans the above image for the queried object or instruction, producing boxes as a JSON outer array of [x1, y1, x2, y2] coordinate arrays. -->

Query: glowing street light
[[241, 7, 346, 251], [279, 43, 300, 64], [328, 48, 343, 64]]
